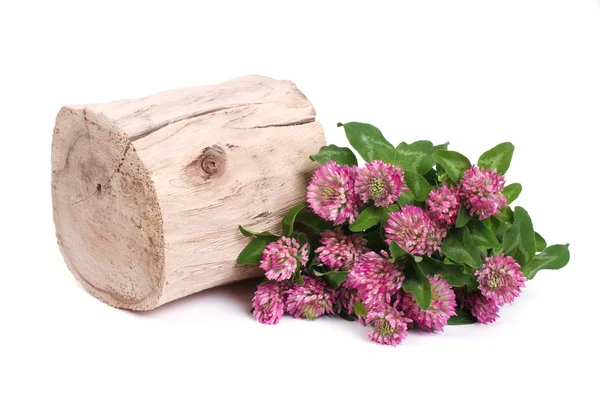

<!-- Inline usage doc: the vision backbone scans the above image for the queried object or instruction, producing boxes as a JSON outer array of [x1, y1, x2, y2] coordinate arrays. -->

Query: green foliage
[[395, 140, 435, 174], [338, 122, 396, 163], [455, 206, 472, 228], [323, 271, 349, 289], [349, 206, 384, 232], [364, 230, 385, 252], [403, 171, 432, 201], [237, 236, 276, 264], [477, 142, 514, 174], [432, 150, 471, 183], [494, 206, 514, 223], [397, 189, 416, 206], [389, 241, 408, 262], [448, 308, 477, 325], [402, 259, 431, 310], [312, 266, 349, 289], [310, 144, 358, 166], [381, 204, 399, 228], [354, 302, 368, 317], [482, 216, 499, 233], [422, 168, 439, 185], [503, 183, 522, 205], [292, 231, 309, 248], [282, 204, 305, 237], [502, 206, 536, 267], [293, 270, 305, 285], [294, 211, 334, 234], [521, 244, 570, 280], [238, 225, 279, 238], [468, 220, 501, 249], [442, 227, 483, 268], [535, 232, 547, 252], [339, 310, 357, 321], [418, 256, 475, 287], [494, 221, 510, 243], [433, 142, 450, 152]]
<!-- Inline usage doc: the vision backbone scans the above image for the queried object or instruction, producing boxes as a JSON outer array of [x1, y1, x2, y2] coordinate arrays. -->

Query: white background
[[1, 1, 599, 399]]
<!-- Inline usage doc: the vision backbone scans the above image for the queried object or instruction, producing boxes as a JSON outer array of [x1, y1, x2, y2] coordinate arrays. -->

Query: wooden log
[[52, 75, 325, 311]]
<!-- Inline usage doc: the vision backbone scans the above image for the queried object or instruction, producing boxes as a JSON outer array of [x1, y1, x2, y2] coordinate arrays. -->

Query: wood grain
[[52, 75, 325, 310]]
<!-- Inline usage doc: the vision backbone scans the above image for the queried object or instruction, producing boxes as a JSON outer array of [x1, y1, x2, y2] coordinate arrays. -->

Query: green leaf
[[294, 211, 334, 234], [354, 302, 368, 317], [483, 217, 500, 233], [281, 204, 305, 237], [468, 220, 501, 249], [494, 206, 514, 223], [294, 272, 305, 285], [422, 169, 439, 185], [381, 204, 399, 228], [236, 236, 276, 264], [397, 189, 416, 206], [395, 140, 435, 174], [502, 206, 536, 267], [238, 225, 279, 238], [238, 225, 260, 237], [495, 221, 510, 242], [307, 255, 322, 270], [535, 232, 547, 252], [338, 122, 396, 163], [503, 183, 522, 205], [339, 309, 357, 321], [432, 150, 471, 183], [364, 230, 385, 253], [403, 171, 432, 202], [309, 144, 358, 166], [292, 231, 309, 248], [521, 244, 570, 280], [349, 206, 384, 232], [455, 206, 472, 228], [448, 308, 477, 325], [418, 256, 475, 287], [386, 204, 400, 213], [389, 241, 408, 262], [442, 227, 483, 268], [402, 259, 432, 309], [322, 271, 349, 289], [433, 142, 450, 152], [477, 142, 515, 175]]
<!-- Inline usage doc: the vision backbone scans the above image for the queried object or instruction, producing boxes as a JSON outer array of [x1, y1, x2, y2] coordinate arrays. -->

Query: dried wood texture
[[52, 75, 325, 310]]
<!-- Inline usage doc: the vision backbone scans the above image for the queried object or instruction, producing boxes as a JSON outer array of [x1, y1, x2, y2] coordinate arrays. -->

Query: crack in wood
[[129, 104, 260, 141], [229, 116, 316, 130]]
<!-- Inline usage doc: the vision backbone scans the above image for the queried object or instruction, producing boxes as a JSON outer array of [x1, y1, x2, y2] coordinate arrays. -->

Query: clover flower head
[[307, 161, 359, 225], [385, 205, 446, 256], [259, 237, 308, 281], [460, 166, 507, 220], [285, 276, 337, 320], [354, 160, 408, 207]]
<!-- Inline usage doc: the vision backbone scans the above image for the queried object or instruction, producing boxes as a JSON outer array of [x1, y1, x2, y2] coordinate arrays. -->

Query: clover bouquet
[[237, 122, 570, 346]]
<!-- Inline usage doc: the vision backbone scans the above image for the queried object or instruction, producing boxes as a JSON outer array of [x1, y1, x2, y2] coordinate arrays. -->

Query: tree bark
[[52, 75, 325, 311]]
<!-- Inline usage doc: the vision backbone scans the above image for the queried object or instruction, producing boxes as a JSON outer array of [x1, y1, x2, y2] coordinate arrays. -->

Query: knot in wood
[[198, 146, 226, 177]]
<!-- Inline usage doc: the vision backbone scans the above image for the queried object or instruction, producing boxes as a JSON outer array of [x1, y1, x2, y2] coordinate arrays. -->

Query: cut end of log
[[52, 107, 165, 310], [51, 75, 325, 310]]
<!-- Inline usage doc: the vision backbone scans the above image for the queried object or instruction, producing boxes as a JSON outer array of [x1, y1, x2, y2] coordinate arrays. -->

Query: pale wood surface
[[52, 75, 325, 310]]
